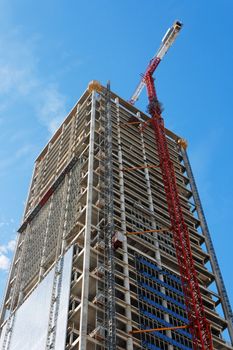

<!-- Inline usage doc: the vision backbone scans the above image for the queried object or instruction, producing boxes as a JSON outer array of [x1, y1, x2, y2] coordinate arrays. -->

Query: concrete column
[[79, 91, 96, 350], [115, 98, 133, 350]]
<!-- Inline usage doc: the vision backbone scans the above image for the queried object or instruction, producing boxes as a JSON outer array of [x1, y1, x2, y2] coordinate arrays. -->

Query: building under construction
[[0, 81, 232, 350], [0, 21, 233, 350]]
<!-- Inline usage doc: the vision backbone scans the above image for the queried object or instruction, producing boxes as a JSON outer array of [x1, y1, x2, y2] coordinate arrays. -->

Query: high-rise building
[[0, 82, 232, 350]]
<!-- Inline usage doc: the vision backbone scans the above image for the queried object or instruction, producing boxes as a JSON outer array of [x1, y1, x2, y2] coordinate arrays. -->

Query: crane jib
[[129, 20, 183, 105]]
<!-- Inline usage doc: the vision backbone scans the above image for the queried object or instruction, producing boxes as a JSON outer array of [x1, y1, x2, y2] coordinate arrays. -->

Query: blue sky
[[0, 0, 232, 332]]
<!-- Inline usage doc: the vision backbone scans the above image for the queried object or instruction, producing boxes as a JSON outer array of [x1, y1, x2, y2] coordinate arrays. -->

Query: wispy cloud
[[0, 144, 34, 173], [0, 254, 10, 271], [0, 239, 16, 254], [36, 85, 67, 134], [0, 216, 16, 272], [0, 30, 67, 134], [0, 238, 16, 271], [7, 239, 16, 251]]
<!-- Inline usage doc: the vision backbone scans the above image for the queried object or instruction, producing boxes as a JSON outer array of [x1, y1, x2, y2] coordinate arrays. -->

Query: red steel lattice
[[144, 71, 213, 350]]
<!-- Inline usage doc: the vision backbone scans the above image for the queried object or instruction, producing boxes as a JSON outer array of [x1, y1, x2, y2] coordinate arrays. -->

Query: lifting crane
[[129, 21, 213, 350], [129, 21, 183, 105]]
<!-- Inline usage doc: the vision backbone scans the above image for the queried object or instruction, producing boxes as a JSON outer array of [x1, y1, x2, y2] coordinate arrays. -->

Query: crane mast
[[130, 21, 213, 350]]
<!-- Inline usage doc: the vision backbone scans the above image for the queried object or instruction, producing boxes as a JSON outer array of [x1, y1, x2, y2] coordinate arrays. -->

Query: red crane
[[130, 21, 213, 350]]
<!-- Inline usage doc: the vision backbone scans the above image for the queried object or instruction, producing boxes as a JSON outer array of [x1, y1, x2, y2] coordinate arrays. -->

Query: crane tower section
[[130, 20, 214, 349]]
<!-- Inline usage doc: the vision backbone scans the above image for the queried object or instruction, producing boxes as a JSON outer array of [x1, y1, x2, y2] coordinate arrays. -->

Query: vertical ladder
[[95, 93, 107, 343], [104, 82, 116, 350], [46, 256, 64, 349], [1, 315, 15, 350]]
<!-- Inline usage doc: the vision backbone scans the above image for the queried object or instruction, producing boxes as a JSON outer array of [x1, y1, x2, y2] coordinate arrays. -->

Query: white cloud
[[0, 254, 10, 271], [0, 237, 16, 271], [0, 246, 7, 254], [0, 29, 67, 135], [7, 239, 16, 252], [0, 238, 16, 254], [0, 65, 31, 95], [37, 85, 67, 134]]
